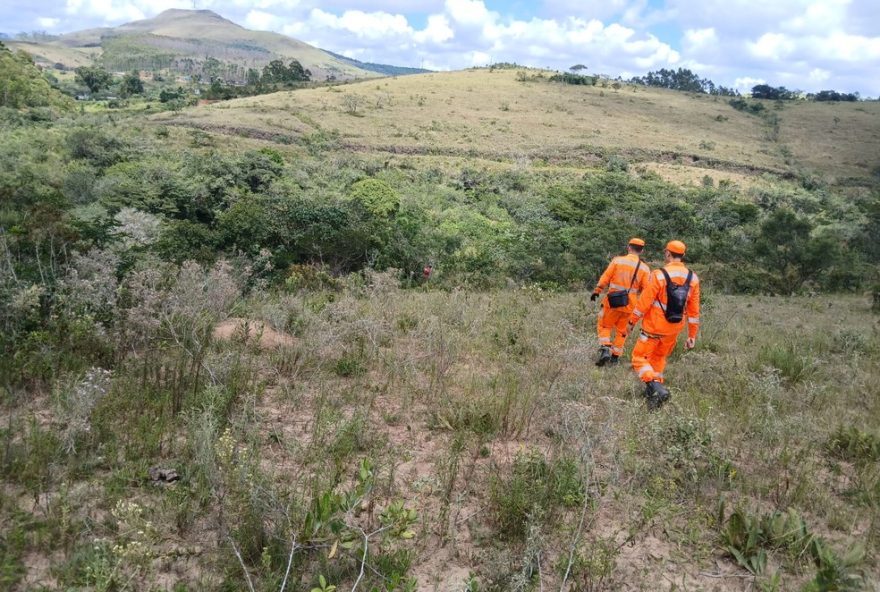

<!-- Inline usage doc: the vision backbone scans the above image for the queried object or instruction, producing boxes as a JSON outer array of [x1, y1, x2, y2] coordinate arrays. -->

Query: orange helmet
[[628, 237, 645, 247], [665, 240, 686, 255]]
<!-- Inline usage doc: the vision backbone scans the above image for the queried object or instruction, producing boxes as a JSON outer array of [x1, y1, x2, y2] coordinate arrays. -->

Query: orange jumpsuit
[[593, 254, 650, 356], [629, 262, 700, 383]]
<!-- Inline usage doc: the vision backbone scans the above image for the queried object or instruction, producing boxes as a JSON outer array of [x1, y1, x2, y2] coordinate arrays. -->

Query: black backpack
[[660, 268, 692, 323]]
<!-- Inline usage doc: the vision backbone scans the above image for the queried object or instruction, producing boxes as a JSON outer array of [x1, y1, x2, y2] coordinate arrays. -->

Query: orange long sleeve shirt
[[629, 261, 700, 338], [593, 254, 650, 305]]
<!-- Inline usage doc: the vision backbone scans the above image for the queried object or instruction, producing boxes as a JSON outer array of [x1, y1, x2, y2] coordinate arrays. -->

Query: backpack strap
[[660, 268, 693, 308], [628, 260, 642, 293], [660, 268, 693, 288]]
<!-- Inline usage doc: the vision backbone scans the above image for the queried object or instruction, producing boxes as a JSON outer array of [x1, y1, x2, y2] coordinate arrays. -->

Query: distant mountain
[[323, 50, 431, 77], [6, 9, 381, 82]]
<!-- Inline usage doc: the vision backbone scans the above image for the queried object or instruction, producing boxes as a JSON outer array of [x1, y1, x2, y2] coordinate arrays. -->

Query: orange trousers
[[631, 331, 679, 383], [597, 304, 631, 356]]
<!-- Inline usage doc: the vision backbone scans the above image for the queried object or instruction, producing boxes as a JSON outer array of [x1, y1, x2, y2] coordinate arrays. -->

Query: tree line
[[630, 68, 864, 102]]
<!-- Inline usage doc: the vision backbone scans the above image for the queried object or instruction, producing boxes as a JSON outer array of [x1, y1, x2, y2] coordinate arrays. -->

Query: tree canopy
[[75, 65, 113, 94]]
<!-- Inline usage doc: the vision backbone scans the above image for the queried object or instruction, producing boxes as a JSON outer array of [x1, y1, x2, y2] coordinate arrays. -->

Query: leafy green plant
[[333, 353, 366, 377], [490, 450, 585, 540], [826, 425, 880, 464], [804, 538, 864, 591], [310, 574, 336, 592], [562, 536, 620, 592], [754, 344, 815, 383], [720, 507, 768, 575]]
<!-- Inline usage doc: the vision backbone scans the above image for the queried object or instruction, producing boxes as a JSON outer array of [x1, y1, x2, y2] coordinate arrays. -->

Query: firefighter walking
[[627, 240, 700, 410], [591, 238, 650, 366]]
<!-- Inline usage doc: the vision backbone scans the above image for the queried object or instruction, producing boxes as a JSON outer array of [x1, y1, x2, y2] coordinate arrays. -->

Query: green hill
[[0, 41, 74, 111], [324, 49, 431, 76]]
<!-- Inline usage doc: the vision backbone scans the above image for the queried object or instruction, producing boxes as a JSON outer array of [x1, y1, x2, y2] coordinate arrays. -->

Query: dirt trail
[[213, 317, 295, 349]]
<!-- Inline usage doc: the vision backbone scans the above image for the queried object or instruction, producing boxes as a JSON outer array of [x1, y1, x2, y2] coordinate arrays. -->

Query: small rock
[[148, 467, 180, 483]]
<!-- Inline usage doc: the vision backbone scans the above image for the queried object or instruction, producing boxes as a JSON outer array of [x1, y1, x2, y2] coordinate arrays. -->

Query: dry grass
[[777, 100, 880, 180], [153, 68, 880, 184], [6, 41, 101, 69], [6, 280, 878, 590]]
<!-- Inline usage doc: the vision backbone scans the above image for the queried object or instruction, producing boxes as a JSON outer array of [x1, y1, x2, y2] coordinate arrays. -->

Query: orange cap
[[666, 240, 686, 255], [628, 237, 645, 247]]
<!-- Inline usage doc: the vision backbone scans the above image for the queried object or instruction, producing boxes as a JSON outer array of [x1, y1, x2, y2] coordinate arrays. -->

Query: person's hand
[[627, 321, 635, 334], [685, 337, 696, 350], [590, 293, 598, 302]]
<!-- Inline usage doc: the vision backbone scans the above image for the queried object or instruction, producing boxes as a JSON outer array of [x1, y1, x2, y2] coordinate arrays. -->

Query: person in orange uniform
[[591, 238, 651, 366], [627, 240, 700, 409]]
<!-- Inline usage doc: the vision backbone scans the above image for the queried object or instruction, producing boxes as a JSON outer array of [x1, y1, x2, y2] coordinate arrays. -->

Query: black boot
[[608, 355, 620, 366], [644, 381, 670, 410], [596, 346, 612, 367]]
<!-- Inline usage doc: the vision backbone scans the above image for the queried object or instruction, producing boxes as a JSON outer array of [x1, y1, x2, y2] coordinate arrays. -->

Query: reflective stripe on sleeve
[[652, 300, 667, 312], [609, 283, 628, 290], [633, 309, 644, 317], [688, 317, 700, 324]]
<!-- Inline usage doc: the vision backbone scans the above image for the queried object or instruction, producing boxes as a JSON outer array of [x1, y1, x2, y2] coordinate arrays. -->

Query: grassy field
[[5, 41, 101, 69], [154, 68, 880, 185], [3, 277, 878, 591]]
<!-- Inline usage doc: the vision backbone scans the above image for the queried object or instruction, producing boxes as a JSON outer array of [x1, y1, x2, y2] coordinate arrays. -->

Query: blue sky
[[3, 0, 879, 95]]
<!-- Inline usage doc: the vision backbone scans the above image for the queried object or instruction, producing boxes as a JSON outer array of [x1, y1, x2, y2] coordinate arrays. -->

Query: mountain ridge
[[6, 9, 385, 81]]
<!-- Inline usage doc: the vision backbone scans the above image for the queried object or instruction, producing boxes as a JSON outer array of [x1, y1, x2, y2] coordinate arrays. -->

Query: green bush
[[349, 178, 400, 217], [489, 450, 585, 540], [754, 344, 815, 383]]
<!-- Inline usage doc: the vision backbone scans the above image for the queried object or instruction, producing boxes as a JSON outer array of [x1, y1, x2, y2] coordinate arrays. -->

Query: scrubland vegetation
[[2, 39, 880, 591]]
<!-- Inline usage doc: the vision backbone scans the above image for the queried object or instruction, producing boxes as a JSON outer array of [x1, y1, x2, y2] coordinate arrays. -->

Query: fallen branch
[[227, 535, 256, 592]]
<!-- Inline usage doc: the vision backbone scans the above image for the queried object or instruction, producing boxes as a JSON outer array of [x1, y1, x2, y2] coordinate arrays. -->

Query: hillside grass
[[5, 41, 101, 69], [2, 281, 878, 591], [154, 68, 880, 184]]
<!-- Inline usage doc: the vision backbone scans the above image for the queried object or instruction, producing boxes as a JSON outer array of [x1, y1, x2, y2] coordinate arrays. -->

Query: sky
[[2, 0, 879, 96]]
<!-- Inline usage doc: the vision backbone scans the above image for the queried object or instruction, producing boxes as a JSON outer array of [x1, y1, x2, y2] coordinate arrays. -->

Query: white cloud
[[445, 0, 493, 26], [808, 67, 830, 83], [469, 50, 490, 65], [734, 76, 765, 91], [748, 33, 796, 60], [308, 8, 413, 40], [783, 0, 848, 33], [413, 14, 454, 43], [683, 27, 717, 49], [244, 9, 277, 30], [36, 17, 61, 28]]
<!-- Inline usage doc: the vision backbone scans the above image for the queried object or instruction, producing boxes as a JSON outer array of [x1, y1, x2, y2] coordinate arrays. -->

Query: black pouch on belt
[[606, 260, 642, 309], [606, 290, 629, 308]]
